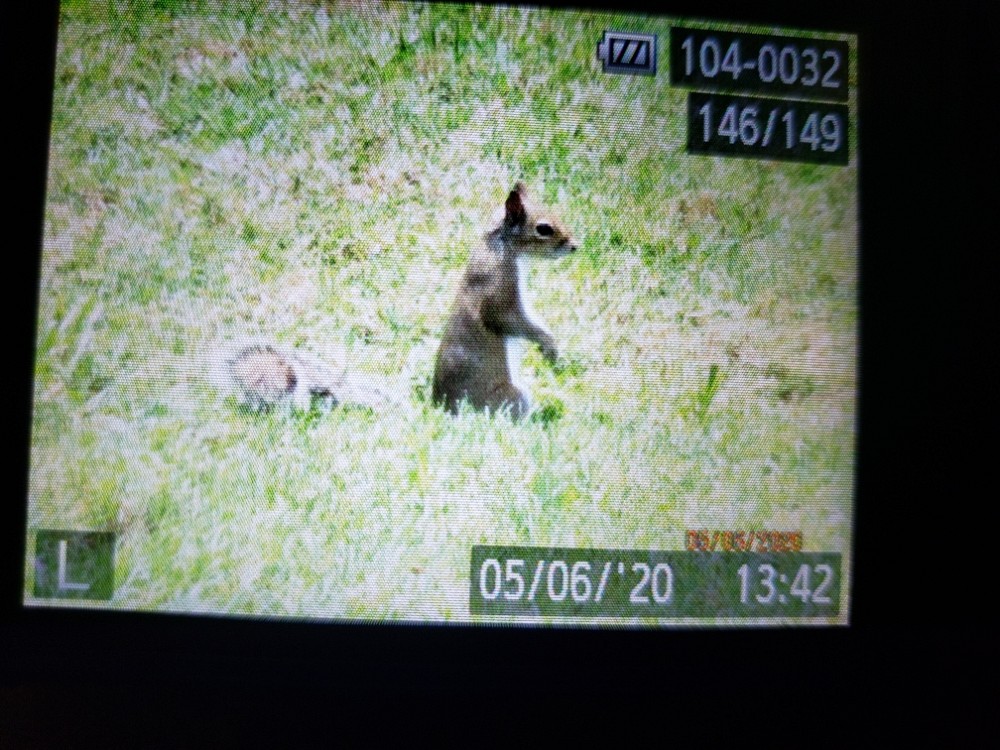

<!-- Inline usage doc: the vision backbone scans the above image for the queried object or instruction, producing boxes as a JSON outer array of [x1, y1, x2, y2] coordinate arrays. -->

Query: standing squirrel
[[432, 183, 577, 418]]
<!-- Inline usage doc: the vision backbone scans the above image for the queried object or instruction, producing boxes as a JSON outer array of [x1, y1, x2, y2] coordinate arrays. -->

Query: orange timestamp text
[[686, 530, 803, 553]]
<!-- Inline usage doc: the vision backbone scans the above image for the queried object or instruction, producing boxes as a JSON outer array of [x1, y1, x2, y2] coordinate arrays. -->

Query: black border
[[2, 0, 990, 737]]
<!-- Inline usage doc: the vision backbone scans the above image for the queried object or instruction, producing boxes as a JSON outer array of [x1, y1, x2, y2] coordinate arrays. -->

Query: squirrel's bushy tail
[[227, 343, 407, 413]]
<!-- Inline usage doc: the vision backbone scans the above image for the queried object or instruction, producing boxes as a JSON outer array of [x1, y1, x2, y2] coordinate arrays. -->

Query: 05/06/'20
[[477, 558, 675, 605]]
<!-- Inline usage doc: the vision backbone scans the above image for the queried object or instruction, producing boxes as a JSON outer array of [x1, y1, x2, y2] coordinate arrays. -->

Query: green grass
[[26, 0, 858, 625]]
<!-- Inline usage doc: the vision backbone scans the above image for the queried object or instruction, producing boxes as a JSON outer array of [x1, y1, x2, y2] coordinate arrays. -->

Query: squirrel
[[432, 182, 577, 418]]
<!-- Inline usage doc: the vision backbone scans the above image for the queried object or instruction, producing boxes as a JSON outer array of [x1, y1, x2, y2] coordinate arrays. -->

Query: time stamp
[[470, 541, 843, 620]]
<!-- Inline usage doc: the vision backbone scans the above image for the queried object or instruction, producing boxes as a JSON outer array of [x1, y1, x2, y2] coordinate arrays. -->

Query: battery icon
[[597, 31, 657, 76]]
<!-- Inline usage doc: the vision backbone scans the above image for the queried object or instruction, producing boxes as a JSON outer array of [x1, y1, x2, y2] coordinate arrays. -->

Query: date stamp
[[470, 546, 840, 619], [685, 529, 803, 553]]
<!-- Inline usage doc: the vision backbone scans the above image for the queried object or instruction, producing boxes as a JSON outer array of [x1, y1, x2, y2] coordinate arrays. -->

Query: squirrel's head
[[502, 182, 578, 257]]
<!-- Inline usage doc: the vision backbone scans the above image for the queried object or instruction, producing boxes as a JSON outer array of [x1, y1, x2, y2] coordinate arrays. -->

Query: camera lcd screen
[[24, 0, 858, 627]]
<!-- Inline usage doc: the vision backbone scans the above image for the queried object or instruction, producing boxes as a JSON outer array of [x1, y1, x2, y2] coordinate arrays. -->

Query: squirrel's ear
[[505, 186, 527, 225], [512, 181, 528, 197]]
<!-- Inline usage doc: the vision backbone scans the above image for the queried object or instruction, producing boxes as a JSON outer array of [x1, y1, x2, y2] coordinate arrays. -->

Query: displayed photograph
[[25, 0, 858, 626]]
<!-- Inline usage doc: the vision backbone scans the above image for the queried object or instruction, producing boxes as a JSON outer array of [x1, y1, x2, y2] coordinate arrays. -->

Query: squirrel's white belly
[[507, 255, 533, 400], [506, 336, 527, 396]]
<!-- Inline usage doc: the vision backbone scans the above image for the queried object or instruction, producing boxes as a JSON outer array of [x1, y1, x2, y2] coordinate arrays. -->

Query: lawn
[[25, 0, 858, 625]]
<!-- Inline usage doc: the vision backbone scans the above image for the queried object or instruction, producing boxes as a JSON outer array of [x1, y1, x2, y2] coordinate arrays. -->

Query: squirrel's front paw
[[538, 335, 558, 365]]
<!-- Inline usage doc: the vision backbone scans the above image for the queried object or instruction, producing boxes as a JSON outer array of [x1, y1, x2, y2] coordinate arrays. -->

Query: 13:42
[[737, 562, 835, 606]]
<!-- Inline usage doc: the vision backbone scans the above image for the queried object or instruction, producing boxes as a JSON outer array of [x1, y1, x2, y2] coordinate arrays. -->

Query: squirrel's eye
[[536, 223, 555, 237]]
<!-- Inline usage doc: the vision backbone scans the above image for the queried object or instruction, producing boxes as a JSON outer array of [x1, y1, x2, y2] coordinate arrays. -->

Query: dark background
[[1, 0, 990, 742]]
